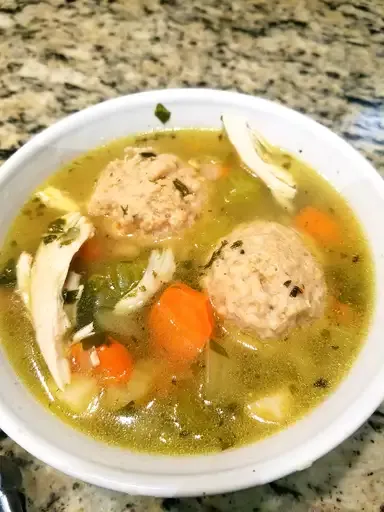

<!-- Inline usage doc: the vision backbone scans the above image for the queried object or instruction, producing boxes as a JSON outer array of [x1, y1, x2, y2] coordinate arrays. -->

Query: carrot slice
[[149, 283, 214, 363], [78, 237, 103, 261], [95, 338, 134, 384], [295, 206, 341, 245]]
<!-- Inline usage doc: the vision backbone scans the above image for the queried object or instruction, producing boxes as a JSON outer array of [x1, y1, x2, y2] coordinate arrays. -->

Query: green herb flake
[[203, 240, 228, 269], [210, 339, 229, 358], [173, 179, 190, 198], [139, 285, 147, 292], [230, 240, 243, 249], [47, 218, 66, 234], [120, 205, 129, 216], [152, 270, 158, 278], [154, 103, 171, 124], [43, 234, 58, 245], [60, 226, 80, 246]]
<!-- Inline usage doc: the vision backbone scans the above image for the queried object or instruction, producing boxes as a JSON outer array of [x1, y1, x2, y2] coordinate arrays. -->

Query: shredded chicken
[[114, 248, 176, 315], [222, 113, 297, 210], [16, 213, 95, 390]]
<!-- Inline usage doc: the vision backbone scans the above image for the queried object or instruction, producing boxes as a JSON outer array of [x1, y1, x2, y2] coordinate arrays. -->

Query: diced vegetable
[[56, 374, 99, 414], [149, 283, 214, 363], [95, 339, 134, 385], [188, 158, 228, 181], [101, 359, 157, 411], [295, 206, 341, 245], [70, 342, 94, 372], [222, 113, 296, 210], [221, 323, 264, 352], [114, 249, 176, 315], [245, 389, 292, 423], [35, 187, 80, 213]]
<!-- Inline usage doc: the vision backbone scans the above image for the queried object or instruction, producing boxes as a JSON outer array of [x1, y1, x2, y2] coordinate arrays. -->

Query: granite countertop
[[0, 0, 384, 510]]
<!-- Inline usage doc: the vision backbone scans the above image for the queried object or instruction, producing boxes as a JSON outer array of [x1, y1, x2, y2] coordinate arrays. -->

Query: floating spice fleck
[[290, 285, 303, 297], [173, 179, 190, 197], [210, 339, 229, 358], [231, 240, 243, 249], [240, 249, 245, 255], [283, 280, 292, 287], [203, 240, 228, 269], [314, 377, 329, 388], [352, 255, 360, 263], [140, 151, 157, 158], [120, 205, 128, 216]]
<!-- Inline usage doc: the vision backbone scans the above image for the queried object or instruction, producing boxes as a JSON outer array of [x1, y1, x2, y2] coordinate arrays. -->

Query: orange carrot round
[[95, 339, 134, 384], [149, 283, 214, 363], [295, 206, 341, 245]]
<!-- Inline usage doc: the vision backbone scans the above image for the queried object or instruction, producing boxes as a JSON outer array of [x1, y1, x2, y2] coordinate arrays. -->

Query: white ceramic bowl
[[0, 89, 384, 497]]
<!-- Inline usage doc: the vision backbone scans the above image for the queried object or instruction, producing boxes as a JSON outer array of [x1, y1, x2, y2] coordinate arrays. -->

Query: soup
[[0, 116, 373, 455]]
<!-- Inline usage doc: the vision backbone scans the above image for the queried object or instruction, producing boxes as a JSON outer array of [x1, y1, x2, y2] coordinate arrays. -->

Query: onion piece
[[221, 113, 296, 210], [35, 186, 80, 213], [114, 248, 175, 315], [73, 322, 95, 343], [16, 252, 33, 312]]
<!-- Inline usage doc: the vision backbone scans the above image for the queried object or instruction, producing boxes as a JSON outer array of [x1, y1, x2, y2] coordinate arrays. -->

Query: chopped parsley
[[230, 240, 243, 249], [154, 103, 171, 124], [140, 151, 157, 158], [173, 179, 190, 197], [120, 205, 129, 216], [203, 240, 228, 269], [314, 377, 329, 389]]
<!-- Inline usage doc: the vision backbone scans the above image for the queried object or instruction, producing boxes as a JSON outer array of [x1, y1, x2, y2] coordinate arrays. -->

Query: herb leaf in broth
[[154, 103, 171, 124]]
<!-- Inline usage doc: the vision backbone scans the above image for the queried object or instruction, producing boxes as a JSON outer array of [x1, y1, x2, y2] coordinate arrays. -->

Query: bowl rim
[[1, 88, 384, 497]]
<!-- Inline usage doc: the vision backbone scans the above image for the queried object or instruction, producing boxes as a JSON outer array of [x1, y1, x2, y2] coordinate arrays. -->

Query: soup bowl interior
[[0, 89, 384, 496]]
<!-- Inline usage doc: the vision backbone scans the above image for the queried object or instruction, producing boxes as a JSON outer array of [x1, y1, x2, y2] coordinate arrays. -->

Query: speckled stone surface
[[0, 0, 384, 510]]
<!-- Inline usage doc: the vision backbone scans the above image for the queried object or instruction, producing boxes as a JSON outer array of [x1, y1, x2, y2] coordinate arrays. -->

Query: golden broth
[[0, 130, 374, 454]]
